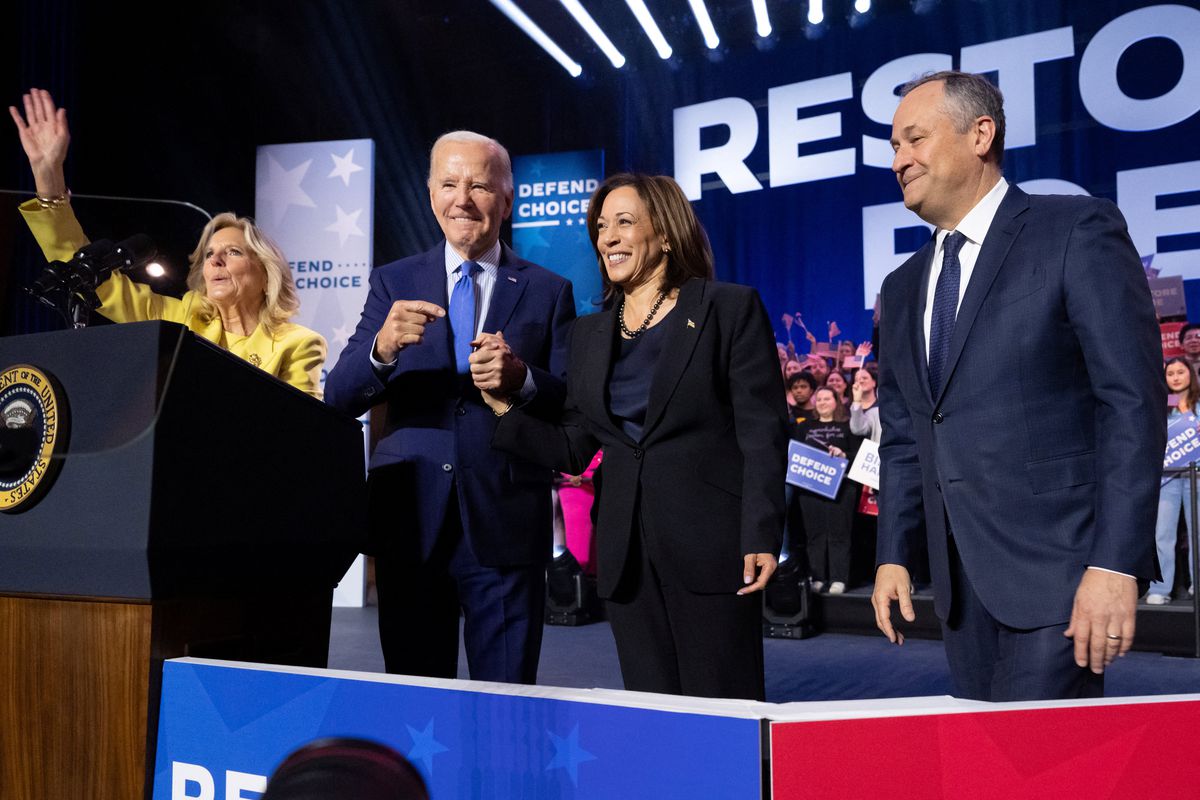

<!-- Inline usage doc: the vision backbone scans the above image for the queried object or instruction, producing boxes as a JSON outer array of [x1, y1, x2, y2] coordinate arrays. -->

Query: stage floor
[[328, 606, 1200, 703]]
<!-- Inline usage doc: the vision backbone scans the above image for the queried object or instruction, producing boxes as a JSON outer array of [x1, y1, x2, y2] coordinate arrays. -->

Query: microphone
[[63, 234, 158, 293]]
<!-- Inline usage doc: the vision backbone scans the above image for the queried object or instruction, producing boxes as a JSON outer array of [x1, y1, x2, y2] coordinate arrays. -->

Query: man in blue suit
[[871, 71, 1165, 700], [325, 131, 575, 683]]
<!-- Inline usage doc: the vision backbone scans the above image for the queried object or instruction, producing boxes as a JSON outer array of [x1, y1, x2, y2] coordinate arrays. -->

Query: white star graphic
[[333, 322, 353, 348], [326, 205, 365, 247], [328, 148, 364, 187], [256, 155, 316, 225]]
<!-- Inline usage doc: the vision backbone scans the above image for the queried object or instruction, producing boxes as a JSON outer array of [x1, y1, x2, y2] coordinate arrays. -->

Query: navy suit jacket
[[493, 279, 788, 597], [877, 186, 1166, 629], [325, 241, 575, 567]]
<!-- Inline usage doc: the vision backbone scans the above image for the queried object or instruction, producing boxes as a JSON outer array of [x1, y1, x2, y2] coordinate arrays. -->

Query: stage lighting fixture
[[807, 0, 824, 25], [751, 0, 772, 37], [489, 0, 584, 77], [545, 549, 602, 626], [558, 0, 626, 68], [687, 0, 721, 49], [763, 558, 818, 639], [854, 0, 871, 12], [145, 262, 166, 278], [625, 0, 674, 59]]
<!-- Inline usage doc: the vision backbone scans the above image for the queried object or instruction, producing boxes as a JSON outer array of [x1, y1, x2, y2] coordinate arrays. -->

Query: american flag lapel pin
[[687, 319, 696, 328], [507, 276, 517, 283]]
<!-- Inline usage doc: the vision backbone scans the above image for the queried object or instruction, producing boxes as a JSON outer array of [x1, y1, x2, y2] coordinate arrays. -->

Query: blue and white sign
[[255, 138, 374, 388], [256, 138, 374, 607], [512, 150, 604, 317], [152, 659, 763, 800], [786, 441, 848, 499], [1163, 411, 1200, 485]]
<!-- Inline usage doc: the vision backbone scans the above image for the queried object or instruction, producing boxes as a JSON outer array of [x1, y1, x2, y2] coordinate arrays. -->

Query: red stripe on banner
[[771, 700, 1200, 799]]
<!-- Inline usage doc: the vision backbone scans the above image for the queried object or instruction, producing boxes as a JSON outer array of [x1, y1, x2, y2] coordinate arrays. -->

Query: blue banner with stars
[[512, 150, 605, 317], [152, 659, 762, 799]]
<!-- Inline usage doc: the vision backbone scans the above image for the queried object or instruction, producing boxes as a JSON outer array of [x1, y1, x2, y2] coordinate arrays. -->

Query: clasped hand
[[470, 331, 526, 396]]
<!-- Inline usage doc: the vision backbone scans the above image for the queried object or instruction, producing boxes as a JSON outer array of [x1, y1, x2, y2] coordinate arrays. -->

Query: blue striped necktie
[[928, 231, 967, 398], [449, 260, 479, 374]]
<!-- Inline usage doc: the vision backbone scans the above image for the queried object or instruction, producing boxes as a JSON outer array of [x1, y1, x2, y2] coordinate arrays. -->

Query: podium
[[0, 322, 365, 800]]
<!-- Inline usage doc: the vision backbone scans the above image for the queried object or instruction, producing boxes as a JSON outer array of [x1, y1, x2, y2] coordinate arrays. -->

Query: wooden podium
[[0, 322, 365, 799]]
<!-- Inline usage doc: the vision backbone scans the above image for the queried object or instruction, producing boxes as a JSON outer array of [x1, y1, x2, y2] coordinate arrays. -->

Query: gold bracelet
[[35, 190, 70, 209], [492, 399, 515, 418]]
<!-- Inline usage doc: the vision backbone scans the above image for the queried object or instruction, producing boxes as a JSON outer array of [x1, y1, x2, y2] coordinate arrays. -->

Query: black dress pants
[[605, 514, 766, 701]]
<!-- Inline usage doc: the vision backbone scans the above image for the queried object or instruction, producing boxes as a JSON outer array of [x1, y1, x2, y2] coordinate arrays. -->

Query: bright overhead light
[[624, 0, 673, 59], [686, 0, 720, 49], [751, 0, 772, 37], [558, 0, 626, 68], [854, 0, 871, 11], [145, 262, 166, 278], [489, 0, 583, 77], [808, 0, 824, 25]]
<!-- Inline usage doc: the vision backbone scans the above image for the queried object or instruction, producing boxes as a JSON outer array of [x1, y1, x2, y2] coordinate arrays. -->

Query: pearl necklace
[[619, 291, 668, 338]]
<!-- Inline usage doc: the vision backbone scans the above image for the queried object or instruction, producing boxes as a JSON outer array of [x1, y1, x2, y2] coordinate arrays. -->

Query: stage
[[327, 601, 1200, 702]]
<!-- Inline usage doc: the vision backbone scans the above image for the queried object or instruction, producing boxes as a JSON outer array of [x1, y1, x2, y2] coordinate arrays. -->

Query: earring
[[663, 243, 672, 253]]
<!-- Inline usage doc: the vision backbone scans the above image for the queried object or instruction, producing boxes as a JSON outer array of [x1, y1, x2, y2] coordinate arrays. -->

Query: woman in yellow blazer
[[10, 88, 325, 398]]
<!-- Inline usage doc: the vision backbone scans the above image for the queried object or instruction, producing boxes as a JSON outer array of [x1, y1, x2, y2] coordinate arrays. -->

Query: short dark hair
[[1179, 322, 1200, 341], [787, 372, 818, 392], [900, 70, 1006, 165], [586, 173, 714, 299]]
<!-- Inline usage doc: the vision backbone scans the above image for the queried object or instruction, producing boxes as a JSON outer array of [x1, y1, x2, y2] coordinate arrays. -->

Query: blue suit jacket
[[324, 241, 575, 567], [877, 186, 1166, 629]]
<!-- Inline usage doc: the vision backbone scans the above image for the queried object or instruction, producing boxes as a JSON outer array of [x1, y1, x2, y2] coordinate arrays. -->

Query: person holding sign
[[1148, 358, 1200, 605], [482, 173, 786, 701], [794, 387, 863, 594], [9, 88, 325, 397], [873, 70, 1164, 701]]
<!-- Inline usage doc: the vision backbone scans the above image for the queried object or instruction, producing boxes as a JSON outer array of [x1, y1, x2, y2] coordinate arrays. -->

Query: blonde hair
[[186, 213, 299, 336]]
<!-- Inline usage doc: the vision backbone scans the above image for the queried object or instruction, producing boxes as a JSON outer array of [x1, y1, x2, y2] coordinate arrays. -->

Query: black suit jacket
[[877, 186, 1166, 628], [493, 278, 788, 597]]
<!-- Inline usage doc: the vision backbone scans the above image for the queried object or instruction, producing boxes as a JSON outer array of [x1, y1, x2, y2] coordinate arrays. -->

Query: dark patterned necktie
[[449, 260, 479, 374], [928, 231, 967, 398]]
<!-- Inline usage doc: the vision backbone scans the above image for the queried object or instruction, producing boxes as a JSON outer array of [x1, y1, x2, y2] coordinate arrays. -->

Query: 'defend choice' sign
[[512, 150, 605, 316], [672, 4, 1200, 305]]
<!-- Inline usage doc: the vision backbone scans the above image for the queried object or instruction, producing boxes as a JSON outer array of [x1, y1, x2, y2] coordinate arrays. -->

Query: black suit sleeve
[[728, 288, 789, 557]]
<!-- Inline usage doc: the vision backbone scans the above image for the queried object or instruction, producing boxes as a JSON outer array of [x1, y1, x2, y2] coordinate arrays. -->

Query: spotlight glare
[[489, 0, 583, 77], [751, 0, 772, 37], [145, 262, 166, 278], [686, 0, 720, 49], [624, 0, 673, 59], [808, 0, 824, 25], [854, 0, 871, 12], [558, 0, 626, 68]]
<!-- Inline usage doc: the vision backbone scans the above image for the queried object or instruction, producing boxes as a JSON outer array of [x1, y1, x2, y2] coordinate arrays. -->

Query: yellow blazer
[[19, 200, 325, 398]]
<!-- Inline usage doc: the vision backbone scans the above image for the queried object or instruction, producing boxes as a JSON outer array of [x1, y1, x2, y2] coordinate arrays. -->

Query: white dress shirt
[[922, 177, 1008, 360]]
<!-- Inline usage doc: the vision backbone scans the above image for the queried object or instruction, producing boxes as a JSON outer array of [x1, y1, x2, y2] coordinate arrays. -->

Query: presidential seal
[[0, 364, 69, 512]]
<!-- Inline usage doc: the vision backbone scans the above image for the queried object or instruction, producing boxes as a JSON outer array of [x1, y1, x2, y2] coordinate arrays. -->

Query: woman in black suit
[[478, 173, 787, 700]]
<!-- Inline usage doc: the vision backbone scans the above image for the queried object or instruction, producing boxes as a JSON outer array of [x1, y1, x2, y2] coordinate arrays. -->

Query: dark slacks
[[374, 491, 545, 684], [941, 537, 1102, 702], [605, 515, 765, 701], [799, 484, 857, 585]]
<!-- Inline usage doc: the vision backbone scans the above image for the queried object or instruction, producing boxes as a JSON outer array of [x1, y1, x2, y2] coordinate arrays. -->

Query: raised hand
[[9, 88, 70, 197]]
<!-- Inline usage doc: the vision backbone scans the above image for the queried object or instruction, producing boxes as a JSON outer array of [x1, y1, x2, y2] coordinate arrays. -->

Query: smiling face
[[891, 80, 995, 230], [429, 140, 513, 261], [202, 227, 266, 310], [1167, 361, 1192, 394], [825, 371, 847, 396], [813, 388, 839, 419], [595, 186, 669, 290]]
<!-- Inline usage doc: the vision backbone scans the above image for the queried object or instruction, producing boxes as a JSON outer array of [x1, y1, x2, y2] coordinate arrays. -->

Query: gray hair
[[900, 70, 1006, 165], [428, 130, 513, 192]]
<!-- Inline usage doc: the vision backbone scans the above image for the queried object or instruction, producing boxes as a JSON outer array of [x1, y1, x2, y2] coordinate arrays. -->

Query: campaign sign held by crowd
[[1162, 412, 1200, 486], [786, 441, 847, 500]]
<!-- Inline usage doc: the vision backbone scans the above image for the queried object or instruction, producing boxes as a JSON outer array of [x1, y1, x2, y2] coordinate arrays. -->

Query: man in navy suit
[[325, 131, 574, 683], [871, 71, 1165, 700]]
